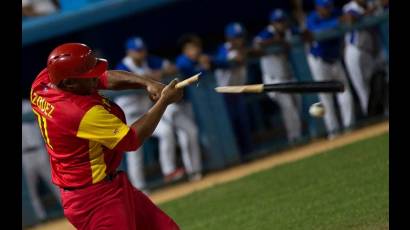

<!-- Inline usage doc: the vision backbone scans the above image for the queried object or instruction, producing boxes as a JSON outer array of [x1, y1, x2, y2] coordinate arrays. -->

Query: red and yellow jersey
[[30, 68, 140, 189]]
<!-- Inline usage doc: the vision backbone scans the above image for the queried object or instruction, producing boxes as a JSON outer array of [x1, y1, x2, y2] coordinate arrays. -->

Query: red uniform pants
[[60, 171, 179, 230]]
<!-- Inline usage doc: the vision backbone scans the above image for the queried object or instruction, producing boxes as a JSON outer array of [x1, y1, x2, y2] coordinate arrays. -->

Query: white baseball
[[309, 102, 325, 117]]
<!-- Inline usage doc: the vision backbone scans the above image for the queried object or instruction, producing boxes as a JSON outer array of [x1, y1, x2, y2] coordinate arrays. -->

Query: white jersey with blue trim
[[214, 42, 247, 86], [343, 1, 379, 53], [254, 25, 293, 80], [114, 56, 169, 119]]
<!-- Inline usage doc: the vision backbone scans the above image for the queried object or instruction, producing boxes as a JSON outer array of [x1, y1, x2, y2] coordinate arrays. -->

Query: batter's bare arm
[[129, 79, 182, 143], [106, 70, 165, 101]]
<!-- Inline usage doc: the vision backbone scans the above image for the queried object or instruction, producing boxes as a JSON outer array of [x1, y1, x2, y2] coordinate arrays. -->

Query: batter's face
[[128, 49, 147, 63], [58, 77, 99, 95]]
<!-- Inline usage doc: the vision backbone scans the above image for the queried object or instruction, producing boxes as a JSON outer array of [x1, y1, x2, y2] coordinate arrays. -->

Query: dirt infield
[[27, 121, 389, 230]]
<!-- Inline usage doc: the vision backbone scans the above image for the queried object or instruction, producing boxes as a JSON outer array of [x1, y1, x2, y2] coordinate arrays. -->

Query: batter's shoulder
[[71, 95, 106, 113], [53, 95, 107, 130]]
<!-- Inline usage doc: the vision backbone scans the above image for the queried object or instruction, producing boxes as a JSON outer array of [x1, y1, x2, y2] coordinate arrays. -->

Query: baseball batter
[[343, 0, 384, 116], [253, 9, 302, 143], [305, 0, 355, 138], [30, 43, 181, 229], [22, 99, 61, 222], [114, 37, 184, 190]]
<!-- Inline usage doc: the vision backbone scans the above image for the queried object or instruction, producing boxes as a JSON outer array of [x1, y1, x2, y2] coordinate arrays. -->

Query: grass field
[[160, 133, 389, 230]]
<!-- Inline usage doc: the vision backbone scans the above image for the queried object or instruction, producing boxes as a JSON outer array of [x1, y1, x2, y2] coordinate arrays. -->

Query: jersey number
[[32, 110, 54, 150]]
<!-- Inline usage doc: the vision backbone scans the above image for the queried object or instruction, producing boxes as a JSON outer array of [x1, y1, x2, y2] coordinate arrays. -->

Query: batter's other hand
[[146, 80, 166, 101], [160, 79, 183, 105]]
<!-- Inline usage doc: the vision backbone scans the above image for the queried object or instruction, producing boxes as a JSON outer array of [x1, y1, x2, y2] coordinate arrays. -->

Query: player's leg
[[333, 61, 355, 129], [70, 172, 179, 229], [61, 173, 134, 230], [152, 117, 180, 179], [86, 197, 131, 230], [275, 93, 302, 142], [119, 173, 179, 230], [126, 149, 146, 190], [263, 68, 302, 142], [307, 55, 340, 135], [345, 45, 370, 115], [122, 108, 147, 190], [22, 154, 47, 221], [164, 103, 194, 174], [173, 106, 202, 179]]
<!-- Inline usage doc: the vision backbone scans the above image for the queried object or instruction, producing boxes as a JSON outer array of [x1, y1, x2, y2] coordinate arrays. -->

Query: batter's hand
[[146, 80, 166, 101], [160, 79, 183, 105]]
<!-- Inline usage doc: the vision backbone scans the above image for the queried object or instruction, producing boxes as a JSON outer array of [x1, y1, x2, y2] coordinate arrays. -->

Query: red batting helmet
[[47, 43, 108, 84]]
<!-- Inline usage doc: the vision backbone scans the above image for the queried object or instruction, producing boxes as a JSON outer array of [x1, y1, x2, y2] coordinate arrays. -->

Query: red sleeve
[[98, 71, 109, 89], [112, 127, 141, 152]]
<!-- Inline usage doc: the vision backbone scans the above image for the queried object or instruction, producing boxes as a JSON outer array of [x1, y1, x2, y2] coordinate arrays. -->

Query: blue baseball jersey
[[175, 54, 210, 100], [175, 54, 210, 78], [306, 9, 343, 61], [213, 42, 247, 86], [213, 42, 240, 69]]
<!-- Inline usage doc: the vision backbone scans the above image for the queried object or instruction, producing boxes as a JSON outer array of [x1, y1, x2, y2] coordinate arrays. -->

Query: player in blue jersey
[[213, 22, 252, 155], [342, 0, 385, 116], [305, 0, 355, 139], [253, 9, 303, 143]]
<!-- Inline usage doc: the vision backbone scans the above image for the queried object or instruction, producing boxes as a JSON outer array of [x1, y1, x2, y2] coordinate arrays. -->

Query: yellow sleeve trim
[[77, 105, 130, 150]]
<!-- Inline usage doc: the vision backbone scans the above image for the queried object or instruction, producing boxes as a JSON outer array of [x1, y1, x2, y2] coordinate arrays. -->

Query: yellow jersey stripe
[[89, 141, 107, 184], [41, 115, 53, 149], [77, 105, 130, 150]]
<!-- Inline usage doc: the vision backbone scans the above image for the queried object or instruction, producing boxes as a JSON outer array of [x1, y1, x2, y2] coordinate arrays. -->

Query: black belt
[[63, 171, 119, 191]]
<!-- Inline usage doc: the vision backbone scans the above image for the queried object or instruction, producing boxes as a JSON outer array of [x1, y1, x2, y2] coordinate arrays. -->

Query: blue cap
[[225, 22, 246, 39], [270, 9, 287, 22], [125, 37, 146, 51], [315, 0, 334, 7]]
